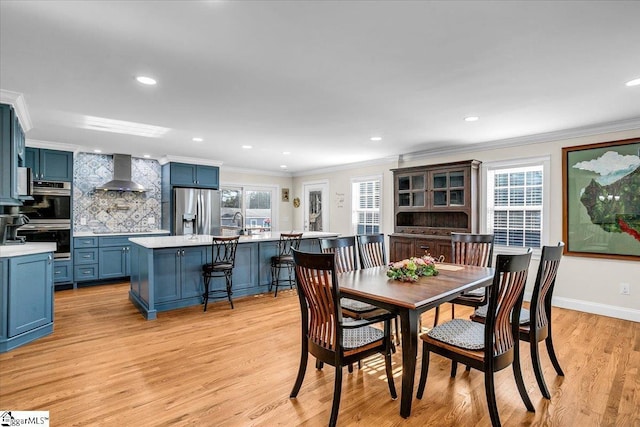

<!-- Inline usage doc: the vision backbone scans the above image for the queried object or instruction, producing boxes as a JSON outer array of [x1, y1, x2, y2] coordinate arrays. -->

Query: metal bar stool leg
[[202, 275, 210, 312], [225, 270, 234, 309]]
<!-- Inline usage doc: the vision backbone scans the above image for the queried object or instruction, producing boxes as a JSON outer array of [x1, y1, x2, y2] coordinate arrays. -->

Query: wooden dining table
[[339, 263, 495, 418]]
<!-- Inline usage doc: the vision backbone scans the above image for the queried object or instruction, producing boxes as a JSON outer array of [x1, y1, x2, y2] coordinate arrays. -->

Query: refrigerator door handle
[[197, 191, 203, 235]]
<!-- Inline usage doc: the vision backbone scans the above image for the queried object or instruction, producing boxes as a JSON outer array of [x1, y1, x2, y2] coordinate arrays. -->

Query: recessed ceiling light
[[626, 78, 640, 87], [242, 145, 252, 149], [464, 116, 479, 122], [192, 137, 203, 142], [282, 151, 291, 155], [94, 149, 102, 153], [280, 165, 287, 169], [370, 136, 382, 141], [143, 154, 151, 158], [136, 76, 157, 86]]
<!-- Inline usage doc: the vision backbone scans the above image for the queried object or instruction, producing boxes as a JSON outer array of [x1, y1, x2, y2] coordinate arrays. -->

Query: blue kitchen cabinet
[[73, 238, 99, 284], [99, 246, 130, 279], [8, 252, 53, 337], [258, 241, 278, 288], [0, 259, 7, 344], [74, 236, 98, 248], [0, 103, 25, 205], [153, 246, 207, 303], [299, 238, 319, 253], [0, 104, 13, 205], [153, 248, 181, 303], [1, 252, 54, 352], [228, 243, 259, 295], [53, 259, 73, 284], [168, 162, 219, 188], [14, 114, 25, 162], [74, 233, 167, 286], [26, 147, 73, 182]]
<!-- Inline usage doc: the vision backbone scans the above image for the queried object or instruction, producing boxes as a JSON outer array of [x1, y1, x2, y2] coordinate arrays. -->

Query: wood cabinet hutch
[[389, 160, 481, 262]]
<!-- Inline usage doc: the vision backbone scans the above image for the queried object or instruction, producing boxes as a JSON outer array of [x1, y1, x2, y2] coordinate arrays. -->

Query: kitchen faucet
[[232, 211, 244, 233]]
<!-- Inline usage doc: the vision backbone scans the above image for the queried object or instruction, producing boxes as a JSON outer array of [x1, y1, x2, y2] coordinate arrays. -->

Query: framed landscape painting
[[562, 138, 640, 261]]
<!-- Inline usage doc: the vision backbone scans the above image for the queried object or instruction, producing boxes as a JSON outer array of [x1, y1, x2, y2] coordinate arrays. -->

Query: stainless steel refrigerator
[[173, 188, 221, 235]]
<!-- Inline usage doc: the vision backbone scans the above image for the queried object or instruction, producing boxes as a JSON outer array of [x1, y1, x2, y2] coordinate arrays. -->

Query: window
[[220, 185, 276, 231], [482, 157, 550, 251], [352, 176, 382, 234]]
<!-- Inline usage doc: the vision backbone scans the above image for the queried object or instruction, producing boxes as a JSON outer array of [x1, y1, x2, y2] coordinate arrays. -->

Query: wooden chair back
[[292, 250, 342, 353], [451, 233, 494, 268], [530, 242, 564, 333], [319, 236, 358, 273], [485, 250, 532, 367], [356, 234, 387, 268], [211, 236, 239, 266]]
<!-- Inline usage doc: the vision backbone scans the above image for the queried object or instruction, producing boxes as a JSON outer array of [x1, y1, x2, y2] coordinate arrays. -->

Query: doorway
[[303, 180, 329, 232]]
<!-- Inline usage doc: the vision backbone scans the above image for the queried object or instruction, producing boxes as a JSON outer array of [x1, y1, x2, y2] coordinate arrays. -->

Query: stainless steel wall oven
[[18, 181, 72, 259], [19, 181, 71, 224], [17, 224, 71, 259]]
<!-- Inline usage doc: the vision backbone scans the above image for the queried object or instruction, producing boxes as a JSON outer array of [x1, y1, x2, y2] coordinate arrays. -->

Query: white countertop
[[129, 231, 340, 249], [0, 242, 57, 258], [74, 230, 170, 237]]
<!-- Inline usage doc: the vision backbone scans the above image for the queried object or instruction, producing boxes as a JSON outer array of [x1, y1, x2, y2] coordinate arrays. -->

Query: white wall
[[290, 129, 640, 322]]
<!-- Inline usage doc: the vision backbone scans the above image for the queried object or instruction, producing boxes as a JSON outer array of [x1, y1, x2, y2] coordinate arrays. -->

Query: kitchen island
[[128, 232, 339, 319]]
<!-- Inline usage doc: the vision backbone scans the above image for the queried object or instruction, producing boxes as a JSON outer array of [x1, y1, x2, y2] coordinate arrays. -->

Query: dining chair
[[417, 249, 534, 427], [471, 242, 565, 399], [433, 232, 494, 326], [356, 233, 400, 343], [290, 249, 397, 427], [356, 233, 387, 269], [320, 236, 380, 318], [319, 236, 379, 371], [270, 232, 303, 297], [202, 235, 239, 311]]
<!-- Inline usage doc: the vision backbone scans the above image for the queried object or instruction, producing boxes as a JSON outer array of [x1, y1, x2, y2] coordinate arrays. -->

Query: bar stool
[[270, 232, 303, 297], [202, 235, 239, 311]]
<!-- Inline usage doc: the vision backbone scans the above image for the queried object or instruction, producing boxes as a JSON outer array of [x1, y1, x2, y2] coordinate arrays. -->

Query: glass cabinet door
[[430, 169, 466, 208], [397, 173, 426, 207]]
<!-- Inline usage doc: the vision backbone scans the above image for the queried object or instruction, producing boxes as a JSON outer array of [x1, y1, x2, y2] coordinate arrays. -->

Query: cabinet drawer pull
[[83, 270, 92, 275], [83, 255, 91, 258], [55, 270, 62, 274]]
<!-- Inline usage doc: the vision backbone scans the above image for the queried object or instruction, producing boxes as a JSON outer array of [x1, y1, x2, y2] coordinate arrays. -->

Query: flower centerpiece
[[386, 255, 439, 282]]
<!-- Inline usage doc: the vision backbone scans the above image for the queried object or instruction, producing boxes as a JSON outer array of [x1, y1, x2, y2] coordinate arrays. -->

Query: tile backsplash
[[73, 153, 162, 233]]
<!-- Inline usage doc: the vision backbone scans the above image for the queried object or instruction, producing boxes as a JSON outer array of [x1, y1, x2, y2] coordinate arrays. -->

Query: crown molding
[[222, 165, 292, 178], [158, 155, 223, 167], [292, 155, 397, 178], [399, 117, 640, 164], [26, 138, 80, 153], [0, 90, 33, 131]]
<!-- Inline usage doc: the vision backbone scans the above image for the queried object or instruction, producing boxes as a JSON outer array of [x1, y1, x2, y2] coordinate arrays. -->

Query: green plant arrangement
[[386, 255, 439, 282]]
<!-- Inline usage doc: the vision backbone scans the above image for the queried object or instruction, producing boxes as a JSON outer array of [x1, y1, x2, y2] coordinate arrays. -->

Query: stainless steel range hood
[[94, 154, 146, 192]]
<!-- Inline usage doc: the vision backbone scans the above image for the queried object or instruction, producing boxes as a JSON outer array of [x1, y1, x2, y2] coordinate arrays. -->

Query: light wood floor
[[0, 283, 638, 426]]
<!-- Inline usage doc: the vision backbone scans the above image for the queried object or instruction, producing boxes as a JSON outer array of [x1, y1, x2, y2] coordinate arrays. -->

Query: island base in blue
[[128, 234, 328, 319]]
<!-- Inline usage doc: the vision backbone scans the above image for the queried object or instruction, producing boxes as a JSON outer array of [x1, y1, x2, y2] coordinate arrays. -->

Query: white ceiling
[[1, 1, 640, 175]]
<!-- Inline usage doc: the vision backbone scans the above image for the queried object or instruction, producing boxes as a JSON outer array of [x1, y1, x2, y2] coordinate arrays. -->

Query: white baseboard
[[524, 291, 640, 322]]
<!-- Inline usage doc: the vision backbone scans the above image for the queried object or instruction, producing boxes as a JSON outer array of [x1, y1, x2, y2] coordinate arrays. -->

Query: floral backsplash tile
[[73, 153, 162, 233]]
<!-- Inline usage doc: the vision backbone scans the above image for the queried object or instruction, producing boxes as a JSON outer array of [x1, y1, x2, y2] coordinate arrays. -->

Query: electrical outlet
[[147, 217, 155, 225], [620, 283, 630, 295], [80, 217, 87, 226]]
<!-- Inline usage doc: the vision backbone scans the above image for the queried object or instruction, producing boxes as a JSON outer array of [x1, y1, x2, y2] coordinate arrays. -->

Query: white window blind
[[484, 158, 549, 250], [352, 176, 382, 234]]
